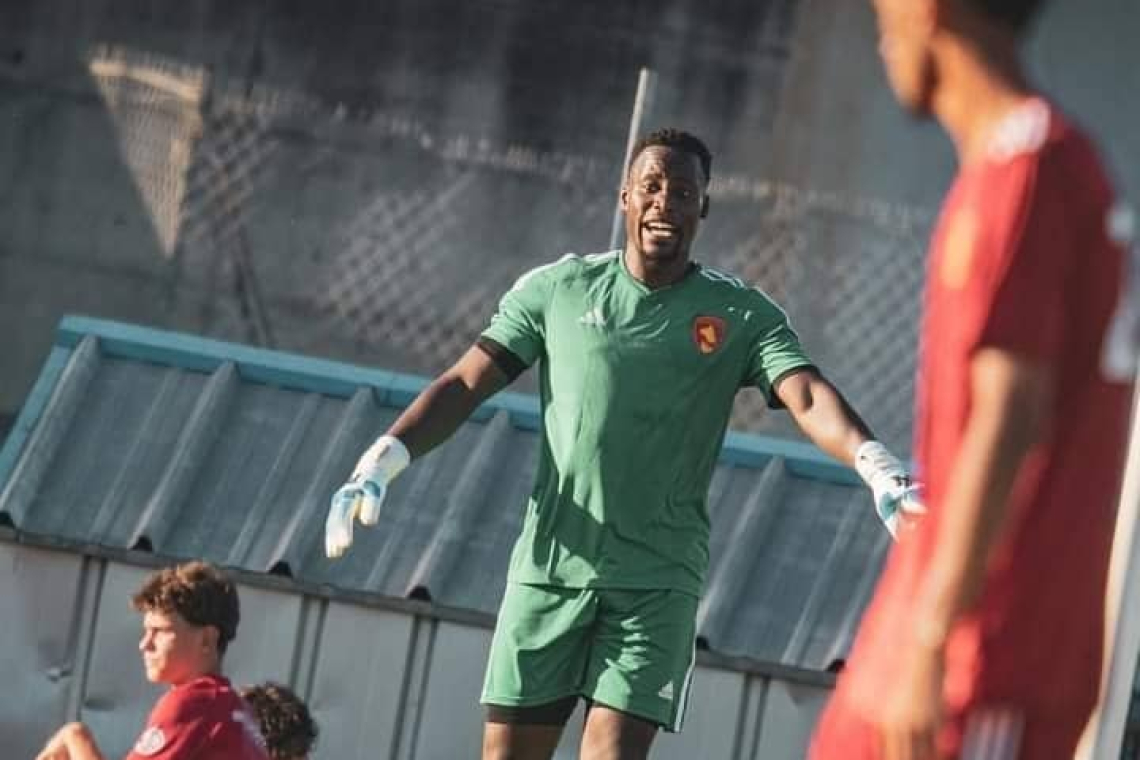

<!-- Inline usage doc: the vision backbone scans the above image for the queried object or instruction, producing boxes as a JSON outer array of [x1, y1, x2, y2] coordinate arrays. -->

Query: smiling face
[[621, 145, 708, 267], [138, 609, 218, 685]]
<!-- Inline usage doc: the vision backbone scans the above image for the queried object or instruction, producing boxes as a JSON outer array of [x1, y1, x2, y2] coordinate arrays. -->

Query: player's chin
[[641, 240, 684, 262]]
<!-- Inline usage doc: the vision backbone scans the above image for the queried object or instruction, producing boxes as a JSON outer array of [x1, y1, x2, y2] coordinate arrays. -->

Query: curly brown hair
[[240, 682, 319, 760], [131, 561, 240, 655]]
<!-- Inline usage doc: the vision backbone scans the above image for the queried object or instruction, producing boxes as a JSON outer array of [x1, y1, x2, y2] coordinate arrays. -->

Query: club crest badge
[[939, 207, 979, 289], [133, 726, 166, 756], [692, 315, 727, 355]]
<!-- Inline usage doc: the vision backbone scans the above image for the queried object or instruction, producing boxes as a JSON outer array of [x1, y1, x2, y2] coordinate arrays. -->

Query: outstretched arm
[[388, 344, 513, 458], [773, 367, 873, 465], [775, 367, 923, 536], [325, 342, 514, 558]]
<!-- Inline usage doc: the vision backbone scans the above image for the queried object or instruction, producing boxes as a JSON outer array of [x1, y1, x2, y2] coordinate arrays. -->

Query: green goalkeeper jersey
[[481, 251, 815, 596]]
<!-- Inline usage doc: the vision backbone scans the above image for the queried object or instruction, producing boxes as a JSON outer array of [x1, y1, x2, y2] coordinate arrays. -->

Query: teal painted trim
[[58, 315, 404, 400], [721, 431, 861, 486], [0, 345, 72, 489], [54, 316, 861, 486]]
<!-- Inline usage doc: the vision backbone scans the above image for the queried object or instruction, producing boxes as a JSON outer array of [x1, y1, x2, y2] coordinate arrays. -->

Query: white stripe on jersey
[[698, 267, 748, 290], [961, 707, 1025, 760], [508, 253, 579, 292], [584, 250, 620, 263], [670, 638, 698, 733], [698, 265, 798, 329], [508, 251, 619, 292]]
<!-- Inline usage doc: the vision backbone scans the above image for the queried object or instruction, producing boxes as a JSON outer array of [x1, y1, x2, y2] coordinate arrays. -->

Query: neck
[[932, 31, 1033, 166], [623, 247, 692, 289]]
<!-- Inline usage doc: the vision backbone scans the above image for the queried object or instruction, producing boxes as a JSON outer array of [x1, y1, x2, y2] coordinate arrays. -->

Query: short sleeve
[[973, 145, 1078, 362], [743, 297, 815, 406], [126, 690, 217, 760], [480, 258, 562, 368]]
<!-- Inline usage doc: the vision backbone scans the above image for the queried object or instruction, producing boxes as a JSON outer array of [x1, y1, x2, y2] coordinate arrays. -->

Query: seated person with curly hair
[[240, 682, 318, 760]]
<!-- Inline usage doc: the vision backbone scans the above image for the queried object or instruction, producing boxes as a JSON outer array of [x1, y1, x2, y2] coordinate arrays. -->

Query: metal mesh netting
[[82, 44, 930, 454], [88, 48, 205, 258]]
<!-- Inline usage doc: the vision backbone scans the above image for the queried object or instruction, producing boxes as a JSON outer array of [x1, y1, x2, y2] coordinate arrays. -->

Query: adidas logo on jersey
[[578, 306, 606, 327]]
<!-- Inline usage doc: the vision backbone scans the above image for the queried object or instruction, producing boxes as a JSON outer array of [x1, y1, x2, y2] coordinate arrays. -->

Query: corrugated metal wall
[[1, 538, 831, 759]]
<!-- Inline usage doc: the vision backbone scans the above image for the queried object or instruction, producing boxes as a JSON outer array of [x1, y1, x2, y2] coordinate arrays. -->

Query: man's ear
[[619, 184, 629, 211], [700, 195, 710, 219]]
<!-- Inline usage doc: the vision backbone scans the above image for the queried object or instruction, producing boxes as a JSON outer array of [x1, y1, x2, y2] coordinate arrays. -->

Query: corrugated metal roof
[[0, 315, 889, 675]]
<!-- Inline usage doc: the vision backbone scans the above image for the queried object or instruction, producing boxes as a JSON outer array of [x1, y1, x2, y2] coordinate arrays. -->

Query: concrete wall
[[1, 0, 1136, 454], [0, 539, 832, 759]]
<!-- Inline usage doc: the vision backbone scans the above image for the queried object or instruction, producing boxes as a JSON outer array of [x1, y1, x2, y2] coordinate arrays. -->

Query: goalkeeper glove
[[854, 440, 925, 539], [325, 435, 411, 558]]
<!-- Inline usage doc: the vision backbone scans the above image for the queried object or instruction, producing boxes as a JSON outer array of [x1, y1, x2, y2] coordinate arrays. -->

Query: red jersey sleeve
[[972, 141, 1081, 362], [125, 687, 225, 760]]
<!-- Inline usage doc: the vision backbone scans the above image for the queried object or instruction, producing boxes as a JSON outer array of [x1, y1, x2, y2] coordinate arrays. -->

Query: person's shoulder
[[509, 250, 616, 291], [986, 98, 1112, 197], [159, 675, 237, 716], [694, 264, 785, 310]]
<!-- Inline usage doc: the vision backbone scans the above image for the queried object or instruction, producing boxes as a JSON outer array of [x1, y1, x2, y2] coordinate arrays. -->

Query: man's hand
[[325, 435, 411, 558], [855, 441, 926, 538], [35, 722, 103, 760], [35, 729, 70, 760]]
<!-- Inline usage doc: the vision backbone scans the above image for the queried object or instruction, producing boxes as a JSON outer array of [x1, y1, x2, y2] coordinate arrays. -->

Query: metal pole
[[1077, 377, 1140, 760], [609, 67, 657, 252]]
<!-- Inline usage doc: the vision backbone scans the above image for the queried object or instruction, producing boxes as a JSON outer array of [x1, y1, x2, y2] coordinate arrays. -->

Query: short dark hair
[[241, 682, 319, 760], [628, 128, 713, 185], [964, 0, 1047, 32], [132, 561, 240, 655]]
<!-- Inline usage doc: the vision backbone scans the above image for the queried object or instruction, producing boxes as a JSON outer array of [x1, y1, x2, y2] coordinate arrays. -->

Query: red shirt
[[125, 674, 268, 760], [838, 100, 1132, 716]]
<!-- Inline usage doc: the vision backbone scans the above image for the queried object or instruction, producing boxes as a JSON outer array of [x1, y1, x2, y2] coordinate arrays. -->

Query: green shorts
[[481, 583, 699, 732]]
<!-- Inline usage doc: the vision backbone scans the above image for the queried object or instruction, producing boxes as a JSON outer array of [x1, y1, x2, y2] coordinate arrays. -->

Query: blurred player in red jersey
[[35, 561, 268, 760], [809, 1, 1137, 759]]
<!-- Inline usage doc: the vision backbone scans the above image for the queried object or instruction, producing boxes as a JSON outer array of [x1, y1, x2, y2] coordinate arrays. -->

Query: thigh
[[482, 721, 565, 760], [580, 703, 658, 760], [583, 588, 699, 733], [482, 583, 597, 709]]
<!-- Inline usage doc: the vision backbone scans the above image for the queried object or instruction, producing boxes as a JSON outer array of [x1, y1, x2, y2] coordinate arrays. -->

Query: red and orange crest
[[692, 315, 727, 355]]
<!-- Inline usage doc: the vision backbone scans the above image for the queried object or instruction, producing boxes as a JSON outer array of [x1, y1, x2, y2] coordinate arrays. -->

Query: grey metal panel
[[751, 678, 830, 759], [653, 666, 747, 760], [0, 326, 891, 675], [412, 621, 493, 760], [0, 543, 87, 758], [224, 583, 306, 688], [308, 600, 416, 760]]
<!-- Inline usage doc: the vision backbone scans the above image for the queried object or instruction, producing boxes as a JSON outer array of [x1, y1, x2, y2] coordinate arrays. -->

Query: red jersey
[[125, 674, 268, 760], [838, 100, 1132, 718]]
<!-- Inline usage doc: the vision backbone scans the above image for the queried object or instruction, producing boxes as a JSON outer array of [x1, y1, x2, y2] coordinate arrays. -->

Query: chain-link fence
[[80, 42, 931, 454]]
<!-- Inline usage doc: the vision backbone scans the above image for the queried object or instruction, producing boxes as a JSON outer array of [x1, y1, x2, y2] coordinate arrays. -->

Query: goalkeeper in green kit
[[325, 128, 922, 760]]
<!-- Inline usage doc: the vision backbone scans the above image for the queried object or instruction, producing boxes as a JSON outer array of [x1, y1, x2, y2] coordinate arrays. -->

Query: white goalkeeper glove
[[325, 435, 411, 558], [854, 440, 925, 539]]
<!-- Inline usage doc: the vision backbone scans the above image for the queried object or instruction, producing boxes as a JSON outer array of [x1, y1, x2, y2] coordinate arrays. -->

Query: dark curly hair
[[966, 0, 1047, 32], [241, 682, 319, 760], [131, 561, 240, 655], [628, 128, 713, 185]]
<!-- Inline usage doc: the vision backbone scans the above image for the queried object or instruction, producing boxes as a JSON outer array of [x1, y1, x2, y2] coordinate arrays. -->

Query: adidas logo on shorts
[[658, 681, 674, 701]]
